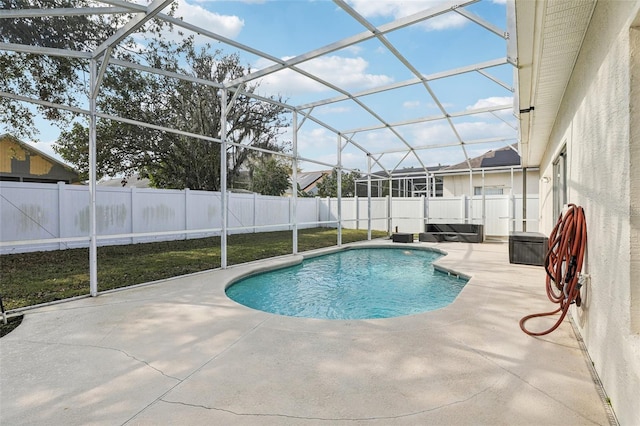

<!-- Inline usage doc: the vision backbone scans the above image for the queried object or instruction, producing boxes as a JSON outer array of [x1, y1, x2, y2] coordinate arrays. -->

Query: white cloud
[[403, 100, 421, 108], [408, 119, 516, 143], [410, 122, 458, 143], [176, 0, 244, 38], [140, 0, 244, 45], [347, 0, 469, 31], [300, 56, 393, 86], [455, 121, 516, 140], [316, 106, 352, 115], [308, 152, 364, 172], [293, 117, 517, 171], [467, 96, 513, 110], [294, 127, 345, 170], [466, 96, 516, 122], [296, 127, 335, 153], [424, 14, 467, 31], [345, 130, 413, 156], [254, 55, 393, 97], [184, 0, 245, 40], [293, 127, 372, 171], [415, 147, 468, 167], [339, 45, 363, 55]]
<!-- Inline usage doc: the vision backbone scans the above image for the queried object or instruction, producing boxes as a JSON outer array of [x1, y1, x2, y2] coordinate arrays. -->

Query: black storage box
[[392, 233, 414, 243], [509, 232, 548, 266]]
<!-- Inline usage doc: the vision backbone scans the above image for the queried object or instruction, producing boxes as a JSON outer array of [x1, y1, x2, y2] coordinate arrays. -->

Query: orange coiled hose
[[519, 204, 588, 336]]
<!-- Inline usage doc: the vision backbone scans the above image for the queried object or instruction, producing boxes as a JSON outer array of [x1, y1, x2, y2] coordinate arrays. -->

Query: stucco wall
[[538, 2, 640, 424], [442, 169, 539, 197]]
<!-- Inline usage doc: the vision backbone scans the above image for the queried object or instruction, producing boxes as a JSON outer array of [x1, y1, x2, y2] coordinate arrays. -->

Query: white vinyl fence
[[332, 195, 538, 236], [0, 182, 320, 254], [1, 182, 539, 254]]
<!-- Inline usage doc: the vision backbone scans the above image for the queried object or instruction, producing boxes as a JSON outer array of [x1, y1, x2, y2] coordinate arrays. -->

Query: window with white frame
[[474, 186, 504, 196]]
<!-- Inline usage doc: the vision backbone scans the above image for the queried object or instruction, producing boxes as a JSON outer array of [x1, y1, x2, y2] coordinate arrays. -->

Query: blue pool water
[[225, 248, 468, 319]]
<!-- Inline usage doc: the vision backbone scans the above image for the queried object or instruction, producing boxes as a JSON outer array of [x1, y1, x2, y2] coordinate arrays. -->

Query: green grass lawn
[[0, 228, 388, 311]]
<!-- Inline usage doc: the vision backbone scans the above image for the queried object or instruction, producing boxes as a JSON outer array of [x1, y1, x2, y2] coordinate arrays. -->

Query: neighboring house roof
[[442, 145, 520, 172], [98, 173, 151, 188], [297, 170, 331, 193], [0, 133, 80, 184], [372, 166, 445, 178]]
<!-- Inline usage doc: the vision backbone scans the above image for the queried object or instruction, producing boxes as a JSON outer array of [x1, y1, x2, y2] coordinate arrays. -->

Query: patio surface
[[0, 240, 613, 425]]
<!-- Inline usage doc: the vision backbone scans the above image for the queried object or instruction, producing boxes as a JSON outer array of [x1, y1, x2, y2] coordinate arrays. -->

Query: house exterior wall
[[441, 169, 539, 197], [0, 136, 79, 183], [538, 2, 640, 424]]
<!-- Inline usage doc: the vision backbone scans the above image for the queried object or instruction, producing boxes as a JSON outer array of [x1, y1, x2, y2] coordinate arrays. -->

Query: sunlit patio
[[0, 241, 613, 425]]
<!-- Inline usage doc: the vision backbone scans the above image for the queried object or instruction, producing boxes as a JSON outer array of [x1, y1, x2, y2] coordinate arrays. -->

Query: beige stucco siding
[[442, 170, 539, 197], [0, 139, 26, 173], [538, 2, 640, 424]]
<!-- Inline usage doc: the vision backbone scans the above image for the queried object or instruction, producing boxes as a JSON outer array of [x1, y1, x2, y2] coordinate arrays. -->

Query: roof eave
[[514, 0, 597, 168], [513, 0, 541, 168]]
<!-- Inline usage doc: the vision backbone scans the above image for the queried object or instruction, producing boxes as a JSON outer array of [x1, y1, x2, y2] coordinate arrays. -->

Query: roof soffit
[[515, 0, 596, 167]]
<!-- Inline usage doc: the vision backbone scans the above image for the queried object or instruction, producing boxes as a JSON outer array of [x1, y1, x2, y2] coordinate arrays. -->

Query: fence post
[[131, 187, 136, 244], [184, 188, 189, 240], [420, 195, 425, 233], [253, 192, 257, 233], [510, 193, 516, 233], [289, 196, 292, 231], [425, 191, 430, 226], [387, 194, 392, 234], [481, 169, 486, 229], [57, 182, 64, 250], [461, 195, 467, 224]]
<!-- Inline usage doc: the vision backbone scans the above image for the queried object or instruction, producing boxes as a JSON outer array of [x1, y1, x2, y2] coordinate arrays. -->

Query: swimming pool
[[225, 247, 468, 319]]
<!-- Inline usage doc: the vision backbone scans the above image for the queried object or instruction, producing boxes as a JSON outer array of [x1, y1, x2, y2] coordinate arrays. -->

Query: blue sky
[[21, 0, 516, 175]]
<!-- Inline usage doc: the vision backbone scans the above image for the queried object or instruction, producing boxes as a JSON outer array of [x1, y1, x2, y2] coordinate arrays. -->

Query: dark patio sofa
[[419, 223, 484, 243]]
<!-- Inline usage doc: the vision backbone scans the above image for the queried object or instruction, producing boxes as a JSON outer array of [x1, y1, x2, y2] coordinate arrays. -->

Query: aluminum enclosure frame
[[0, 0, 519, 296]]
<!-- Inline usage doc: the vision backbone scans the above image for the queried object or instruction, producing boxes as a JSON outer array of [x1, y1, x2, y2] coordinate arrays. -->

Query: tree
[[53, 38, 290, 190], [316, 169, 361, 197], [2, 2, 289, 190], [0, 0, 175, 140], [251, 157, 291, 196]]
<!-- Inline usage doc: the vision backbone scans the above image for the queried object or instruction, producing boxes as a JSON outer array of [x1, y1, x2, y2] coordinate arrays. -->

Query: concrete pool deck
[[0, 241, 614, 425]]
